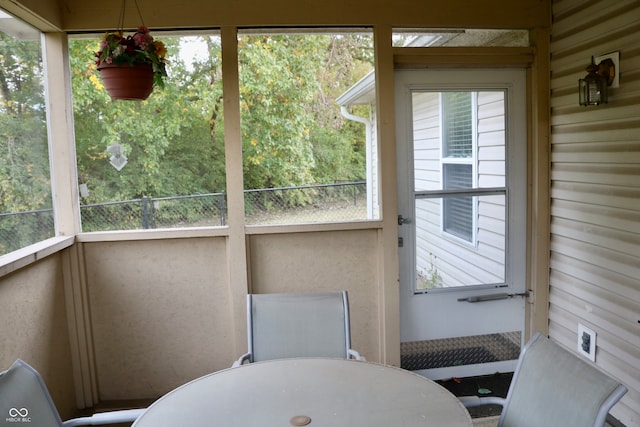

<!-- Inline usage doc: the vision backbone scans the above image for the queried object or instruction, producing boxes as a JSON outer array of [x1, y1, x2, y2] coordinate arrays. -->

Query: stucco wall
[[82, 237, 233, 400], [248, 229, 381, 360], [0, 254, 77, 419], [74, 229, 383, 401]]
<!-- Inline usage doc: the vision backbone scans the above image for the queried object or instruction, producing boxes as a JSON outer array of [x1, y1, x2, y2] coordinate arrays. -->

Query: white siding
[[550, 0, 640, 424]]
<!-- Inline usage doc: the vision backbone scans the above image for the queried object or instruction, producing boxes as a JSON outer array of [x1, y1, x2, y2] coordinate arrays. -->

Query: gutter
[[340, 106, 374, 220]]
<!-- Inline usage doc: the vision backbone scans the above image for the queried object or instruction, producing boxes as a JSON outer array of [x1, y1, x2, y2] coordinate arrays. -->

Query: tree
[[70, 35, 225, 202], [69, 31, 373, 218], [238, 33, 373, 190], [0, 32, 54, 253]]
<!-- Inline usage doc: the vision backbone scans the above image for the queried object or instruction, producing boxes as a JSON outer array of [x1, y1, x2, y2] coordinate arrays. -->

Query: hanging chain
[[117, 0, 146, 32], [133, 0, 146, 28]]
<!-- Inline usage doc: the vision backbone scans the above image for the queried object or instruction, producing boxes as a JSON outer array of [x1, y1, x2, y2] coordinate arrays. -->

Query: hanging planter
[[94, 1, 167, 101], [97, 62, 154, 100]]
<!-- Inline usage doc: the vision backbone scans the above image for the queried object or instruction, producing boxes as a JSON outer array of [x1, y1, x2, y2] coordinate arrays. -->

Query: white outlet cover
[[577, 323, 596, 362]]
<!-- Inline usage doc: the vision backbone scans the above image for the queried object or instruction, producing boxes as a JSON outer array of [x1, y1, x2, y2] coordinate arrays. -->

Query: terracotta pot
[[97, 63, 154, 100]]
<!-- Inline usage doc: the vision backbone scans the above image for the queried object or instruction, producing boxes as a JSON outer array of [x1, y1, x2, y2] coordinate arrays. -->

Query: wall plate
[[595, 51, 620, 88], [577, 323, 596, 362]]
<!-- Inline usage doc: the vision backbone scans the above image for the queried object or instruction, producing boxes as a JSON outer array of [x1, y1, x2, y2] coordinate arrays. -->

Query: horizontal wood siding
[[550, 0, 640, 424]]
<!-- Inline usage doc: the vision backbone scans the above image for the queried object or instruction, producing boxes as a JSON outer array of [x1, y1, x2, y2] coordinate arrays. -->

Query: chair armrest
[[62, 408, 145, 426], [232, 352, 251, 367], [458, 395, 505, 408], [347, 349, 366, 361]]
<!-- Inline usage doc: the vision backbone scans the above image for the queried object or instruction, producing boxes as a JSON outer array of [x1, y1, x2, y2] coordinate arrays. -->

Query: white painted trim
[[75, 227, 230, 242], [42, 32, 82, 237], [246, 220, 383, 235], [0, 236, 74, 277], [61, 244, 98, 408]]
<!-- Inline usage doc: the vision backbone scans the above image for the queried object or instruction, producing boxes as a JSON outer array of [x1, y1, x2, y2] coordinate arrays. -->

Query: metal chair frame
[[0, 359, 145, 426], [233, 290, 364, 366], [460, 333, 627, 427]]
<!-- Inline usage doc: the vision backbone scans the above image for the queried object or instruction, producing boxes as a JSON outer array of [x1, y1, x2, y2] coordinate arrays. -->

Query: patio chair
[[0, 359, 145, 426], [233, 290, 364, 366], [459, 333, 627, 427]]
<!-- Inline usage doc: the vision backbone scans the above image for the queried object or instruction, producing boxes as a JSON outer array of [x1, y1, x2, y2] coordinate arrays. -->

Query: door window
[[412, 89, 507, 290]]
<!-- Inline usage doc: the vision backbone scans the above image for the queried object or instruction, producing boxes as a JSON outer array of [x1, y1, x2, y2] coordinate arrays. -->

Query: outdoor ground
[[437, 373, 512, 418]]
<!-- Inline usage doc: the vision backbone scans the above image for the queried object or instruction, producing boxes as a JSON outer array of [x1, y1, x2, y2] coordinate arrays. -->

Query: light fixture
[[579, 56, 615, 106]]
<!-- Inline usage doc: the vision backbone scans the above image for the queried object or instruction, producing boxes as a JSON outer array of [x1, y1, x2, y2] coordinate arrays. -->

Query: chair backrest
[[247, 291, 353, 362], [0, 359, 63, 427], [499, 333, 627, 427]]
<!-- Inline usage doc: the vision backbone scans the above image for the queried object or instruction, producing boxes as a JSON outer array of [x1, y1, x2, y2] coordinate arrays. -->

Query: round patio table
[[132, 358, 473, 427]]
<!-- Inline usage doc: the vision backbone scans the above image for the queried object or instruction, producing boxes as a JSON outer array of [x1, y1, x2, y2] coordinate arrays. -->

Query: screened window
[[238, 29, 378, 225], [392, 29, 529, 47], [69, 32, 226, 231], [0, 11, 54, 255]]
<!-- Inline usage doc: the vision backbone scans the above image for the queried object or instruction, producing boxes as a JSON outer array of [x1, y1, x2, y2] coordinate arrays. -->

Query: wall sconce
[[579, 54, 617, 106]]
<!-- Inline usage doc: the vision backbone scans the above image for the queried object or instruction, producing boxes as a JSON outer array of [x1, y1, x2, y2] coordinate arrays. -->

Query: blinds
[[443, 164, 473, 241], [442, 92, 472, 158]]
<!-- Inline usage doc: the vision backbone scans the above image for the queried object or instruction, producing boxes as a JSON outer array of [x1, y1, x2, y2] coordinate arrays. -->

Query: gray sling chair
[[459, 333, 628, 427], [233, 291, 364, 367], [0, 359, 145, 426]]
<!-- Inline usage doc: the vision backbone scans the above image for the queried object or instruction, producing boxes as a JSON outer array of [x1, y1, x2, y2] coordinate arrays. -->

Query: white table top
[[133, 358, 473, 427]]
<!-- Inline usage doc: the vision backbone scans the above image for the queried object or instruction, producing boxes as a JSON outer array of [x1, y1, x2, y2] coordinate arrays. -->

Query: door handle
[[457, 292, 529, 303], [398, 215, 411, 226]]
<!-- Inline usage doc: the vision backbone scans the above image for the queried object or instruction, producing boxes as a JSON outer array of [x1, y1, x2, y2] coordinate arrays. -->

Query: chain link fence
[[0, 209, 55, 255], [80, 192, 227, 232], [244, 182, 366, 225], [1, 182, 367, 255]]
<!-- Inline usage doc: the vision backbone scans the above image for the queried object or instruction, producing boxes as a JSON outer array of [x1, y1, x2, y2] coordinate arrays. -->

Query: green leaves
[[69, 32, 373, 212]]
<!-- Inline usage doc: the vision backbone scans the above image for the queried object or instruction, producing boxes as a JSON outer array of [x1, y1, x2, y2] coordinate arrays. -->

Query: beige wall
[[549, 0, 640, 425], [0, 254, 77, 419], [57, 0, 549, 31], [248, 230, 381, 360], [70, 229, 383, 401], [81, 237, 233, 400]]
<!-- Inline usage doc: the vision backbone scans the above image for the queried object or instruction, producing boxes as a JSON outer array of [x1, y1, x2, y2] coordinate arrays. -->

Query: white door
[[395, 69, 527, 380]]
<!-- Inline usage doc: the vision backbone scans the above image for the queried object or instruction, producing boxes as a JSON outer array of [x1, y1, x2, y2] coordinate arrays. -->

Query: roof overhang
[[336, 71, 376, 106]]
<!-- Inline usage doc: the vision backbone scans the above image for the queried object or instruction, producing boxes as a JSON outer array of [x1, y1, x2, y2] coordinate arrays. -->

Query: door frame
[[395, 68, 528, 379]]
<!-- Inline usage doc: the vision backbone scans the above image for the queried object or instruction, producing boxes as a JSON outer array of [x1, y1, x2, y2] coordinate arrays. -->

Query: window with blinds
[[443, 164, 473, 241], [441, 91, 475, 243], [442, 92, 472, 158]]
